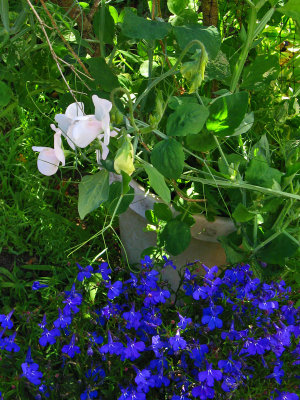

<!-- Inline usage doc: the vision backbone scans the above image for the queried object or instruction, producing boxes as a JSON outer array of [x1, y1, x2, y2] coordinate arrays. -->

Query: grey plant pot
[[114, 175, 236, 289]]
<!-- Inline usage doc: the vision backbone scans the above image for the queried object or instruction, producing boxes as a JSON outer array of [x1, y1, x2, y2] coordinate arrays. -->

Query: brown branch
[[26, 0, 82, 105], [88, 0, 101, 21], [50, 0, 93, 37], [171, 180, 207, 203], [39, 0, 93, 78]]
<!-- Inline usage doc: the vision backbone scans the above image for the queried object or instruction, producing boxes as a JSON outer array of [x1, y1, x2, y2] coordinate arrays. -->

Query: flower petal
[[92, 95, 112, 121], [71, 120, 102, 148], [55, 114, 72, 135], [37, 149, 59, 176], [65, 102, 84, 119], [32, 146, 48, 152], [54, 132, 65, 166]]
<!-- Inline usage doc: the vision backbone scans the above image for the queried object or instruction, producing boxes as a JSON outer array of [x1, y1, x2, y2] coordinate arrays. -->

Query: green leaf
[[174, 213, 195, 227], [145, 209, 159, 225], [245, 155, 283, 189], [185, 129, 216, 152], [93, 6, 115, 45], [105, 181, 134, 215], [0, 0, 9, 32], [167, 0, 189, 15], [173, 25, 221, 59], [168, 96, 199, 110], [232, 203, 255, 222], [241, 54, 280, 91], [167, 103, 209, 137], [161, 219, 191, 255], [0, 81, 12, 107], [218, 235, 246, 264], [205, 51, 231, 82], [153, 203, 173, 221], [169, 9, 198, 26], [86, 57, 119, 92], [277, 0, 300, 24], [122, 8, 171, 40], [151, 138, 184, 179], [232, 112, 254, 136], [257, 231, 299, 264], [206, 92, 249, 137], [78, 170, 110, 219], [144, 164, 171, 204]]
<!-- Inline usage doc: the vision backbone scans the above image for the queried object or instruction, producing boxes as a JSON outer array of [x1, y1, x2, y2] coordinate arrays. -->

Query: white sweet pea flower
[[92, 95, 112, 146], [32, 130, 65, 176], [55, 98, 113, 150]]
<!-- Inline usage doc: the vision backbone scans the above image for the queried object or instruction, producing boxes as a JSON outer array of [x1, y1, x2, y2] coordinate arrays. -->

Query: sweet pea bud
[[110, 105, 124, 125], [114, 136, 135, 176], [181, 46, 208, 93]]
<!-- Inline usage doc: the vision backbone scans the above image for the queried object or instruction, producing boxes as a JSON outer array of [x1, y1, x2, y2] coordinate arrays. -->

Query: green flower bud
[[181, 47, 208, 93], [114, 137, 135, 176]]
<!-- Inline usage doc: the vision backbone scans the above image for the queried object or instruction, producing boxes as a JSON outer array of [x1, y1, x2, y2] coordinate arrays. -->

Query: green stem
[[181, 174, 300, 201], [230, 6, 257, 92], [99, 0, 106, 58], [110, 87, 139, 134], [272, 199, 293, 231], [253, 214, 258, 248], [252, 231, 282, 255], [140, 40, 154, 111], [133, 39, 207, 111], [213, 136, 229, 168]]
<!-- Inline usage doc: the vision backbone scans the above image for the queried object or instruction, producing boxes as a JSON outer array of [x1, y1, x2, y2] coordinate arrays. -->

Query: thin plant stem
[[133, 40, 207, 111]]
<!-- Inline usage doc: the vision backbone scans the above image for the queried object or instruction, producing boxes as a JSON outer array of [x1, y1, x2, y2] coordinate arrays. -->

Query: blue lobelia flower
[[118, 385, 146, 400], [198, 363, 222, 387], [266, 365, 285, 385], [106, 280, 123, 300], [53, 308, 72, 329], [151, 335, 165, 357], [0, 309, 14, 329], [177, 313, 192, 330], [39, 327, 61, 347], [169, 330, 187, 352], [95, 262, 111, 280], [3, 331, 20, 352], [21, 347, 43, 386], [76, 263, 93, 281], [134, 368, 156, 393], [192, 382, 215, 399], [123, 305, 142, 330], [32, 281, 49, 290], [80, 389, 98, 400], [189, 344, 209, 368], [61, 334, 81, 358], [122, 338, 146, 361], [162, 256, 176, 270], [100, 331, 124, 356], [62, 284, 82, 315], [272, 391, 299, 400], [201, 304, 223, 330]]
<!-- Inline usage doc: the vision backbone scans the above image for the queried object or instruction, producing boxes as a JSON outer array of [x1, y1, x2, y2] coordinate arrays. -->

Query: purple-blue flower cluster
[[0, 259, 299, 399]]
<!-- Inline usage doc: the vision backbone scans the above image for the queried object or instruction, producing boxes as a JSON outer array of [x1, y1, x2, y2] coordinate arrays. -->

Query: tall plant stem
[[99, 0, 106, 58], [133, 40, 206, 112], [230, 6, 257, 92]]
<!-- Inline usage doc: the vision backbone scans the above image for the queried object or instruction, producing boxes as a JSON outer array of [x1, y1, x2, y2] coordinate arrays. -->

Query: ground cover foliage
[[0, 0, 299, 398]]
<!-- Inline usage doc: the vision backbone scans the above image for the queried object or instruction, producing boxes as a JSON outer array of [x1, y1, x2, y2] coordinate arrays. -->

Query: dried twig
[[39, 0, 93, 78], [88, 0, 101, 21], [26, 0, 80, 105]]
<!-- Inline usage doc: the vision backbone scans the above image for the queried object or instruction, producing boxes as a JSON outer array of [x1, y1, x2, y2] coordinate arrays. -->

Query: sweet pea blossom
[[54, 96, 116, 160], [32, 130, 65, 176]]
